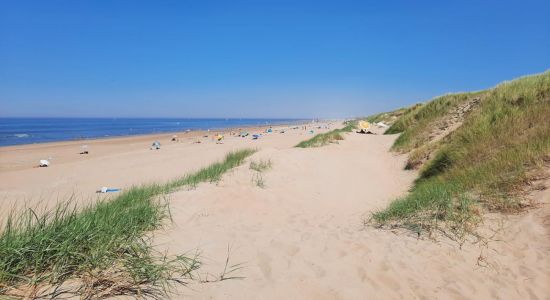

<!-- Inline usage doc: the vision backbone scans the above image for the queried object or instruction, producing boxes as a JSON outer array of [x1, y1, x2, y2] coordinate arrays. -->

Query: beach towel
[[98, 187, 121, 193]]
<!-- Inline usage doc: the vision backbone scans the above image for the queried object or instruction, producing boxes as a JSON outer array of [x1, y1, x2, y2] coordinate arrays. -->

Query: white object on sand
[[80, 144, 89, 154], [39, 159, 50, 167], [150, 141, 161, 150], [376, 122, 389, 128], [98, 186, 121, 193]]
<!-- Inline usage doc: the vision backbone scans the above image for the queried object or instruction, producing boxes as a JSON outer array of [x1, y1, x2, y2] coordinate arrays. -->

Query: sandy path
[[157, 131, 550, 299]]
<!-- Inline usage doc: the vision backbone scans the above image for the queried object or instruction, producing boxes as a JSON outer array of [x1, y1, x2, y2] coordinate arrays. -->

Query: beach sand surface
[[0, 123, 321, 214], [1, 123, 549, 299]]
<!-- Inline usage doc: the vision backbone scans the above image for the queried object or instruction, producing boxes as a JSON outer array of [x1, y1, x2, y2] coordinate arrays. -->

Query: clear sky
[[1, 0, 549, 118]]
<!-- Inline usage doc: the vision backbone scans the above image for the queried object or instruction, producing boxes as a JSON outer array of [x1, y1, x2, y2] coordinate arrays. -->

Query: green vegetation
[[250, 159, 272, 188], [250, 159, 272, 172], [386, 93, 483, 151], [0, 149, 256, 298], [365, 112, 387, 123], [295, 121, 357, 148], [373, 71, 550, 240], [168, 149, 256, 188], [365, 105, 421, 125], [252, 172, 265, 188]]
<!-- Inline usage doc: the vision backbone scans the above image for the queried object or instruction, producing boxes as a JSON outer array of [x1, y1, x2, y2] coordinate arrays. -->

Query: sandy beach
[[0, 122, 325, 213], [1, 122, 549, 299]]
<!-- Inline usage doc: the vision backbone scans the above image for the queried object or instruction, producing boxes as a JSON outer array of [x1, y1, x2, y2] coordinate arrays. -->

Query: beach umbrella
[[359, 121, 371, 130]]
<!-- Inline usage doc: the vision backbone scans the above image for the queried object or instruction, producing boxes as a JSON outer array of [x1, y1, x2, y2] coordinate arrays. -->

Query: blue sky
[[1, 0, 549, 118]]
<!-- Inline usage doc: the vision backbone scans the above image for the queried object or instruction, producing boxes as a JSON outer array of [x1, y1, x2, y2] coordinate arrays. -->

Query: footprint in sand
[[286, 245, 300, 256], [357, 266, 367, 282], [257, 252, 272, 280], [306, 260, 326, 278], [339, 250, 348, 257], [270, 240, 300, 257], [379, 274, 401, 290]]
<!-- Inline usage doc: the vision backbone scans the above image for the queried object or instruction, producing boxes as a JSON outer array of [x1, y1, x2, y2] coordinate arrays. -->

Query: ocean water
[[0, 118, 306, 147]]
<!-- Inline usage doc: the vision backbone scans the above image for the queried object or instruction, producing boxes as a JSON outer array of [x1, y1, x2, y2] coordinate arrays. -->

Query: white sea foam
[[14, 133, 29, 138]]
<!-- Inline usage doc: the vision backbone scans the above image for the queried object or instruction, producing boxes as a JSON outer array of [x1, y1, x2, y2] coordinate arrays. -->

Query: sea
[[0, 118, 307, 147]]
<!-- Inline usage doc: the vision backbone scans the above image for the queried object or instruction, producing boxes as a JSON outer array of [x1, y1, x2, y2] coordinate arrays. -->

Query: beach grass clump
[[168, 148, 256, 189], [296, 130, 344, 148], [295, 121, 357, 148], [373, 71, 550, 240], [339, 120, 358, 132], [250, 159, 272, 188], [365, 105, 420, 125], [252, 172, 266, 188], [365, 112, 387, 123], [372, 180, 480, 241], [250, 159, 272, 172], [0, 149, 256, 298]]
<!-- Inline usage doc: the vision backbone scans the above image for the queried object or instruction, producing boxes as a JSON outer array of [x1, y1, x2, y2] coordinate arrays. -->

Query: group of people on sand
[[38, 123, 329, 168]]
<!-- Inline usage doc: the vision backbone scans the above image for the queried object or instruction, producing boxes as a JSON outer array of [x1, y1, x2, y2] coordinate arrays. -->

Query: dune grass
[[249, 159, 272, 172], [365, 104, 421, 125], [365, 112, 388, 123], [386, 92, 483, 151], [373, 71, 550, 240], [250, 159, 272, 188], [295, 121, 357, 148], [0, 149, 256, 298]]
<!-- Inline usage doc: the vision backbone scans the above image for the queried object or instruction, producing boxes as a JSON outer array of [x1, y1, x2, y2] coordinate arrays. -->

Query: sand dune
[[1, 123, 548, 299]]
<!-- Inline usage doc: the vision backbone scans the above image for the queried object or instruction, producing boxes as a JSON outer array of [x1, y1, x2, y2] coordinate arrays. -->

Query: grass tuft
[[249, 159, 272, 172], [250, 159, 272, 188], [0, 149, 256, 298], [252, 173, 266, 188], [295, 121, 356, 148]]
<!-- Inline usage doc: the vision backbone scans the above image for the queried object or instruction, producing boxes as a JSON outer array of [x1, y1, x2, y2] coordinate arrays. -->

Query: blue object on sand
[[98, 187, 121, 193], [252, 134, 260, 139]]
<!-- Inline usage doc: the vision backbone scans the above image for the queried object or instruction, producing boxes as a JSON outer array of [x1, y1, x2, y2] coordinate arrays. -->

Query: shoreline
[[0, 120, 330, 175], [0, 120, 337, 210], [0, 119, 320, 151]]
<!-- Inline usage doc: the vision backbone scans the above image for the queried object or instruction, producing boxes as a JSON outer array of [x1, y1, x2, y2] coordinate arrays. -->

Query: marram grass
[[373, 71, 550, 240], [295, 121, 357, 148], [0, 149, 255, 298], [249, 159, 272, 172]]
